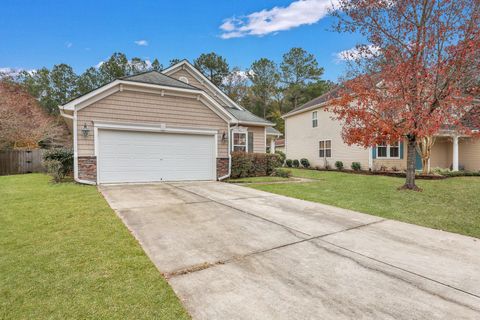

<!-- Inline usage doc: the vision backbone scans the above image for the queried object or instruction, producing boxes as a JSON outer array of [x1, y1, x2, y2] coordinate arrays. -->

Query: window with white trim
[[377, 142, 400, 159], [312, 111, 318, 128], [178, 76, 189, 84], [319, 140, 331, 158], [233, 132, 247, 152]]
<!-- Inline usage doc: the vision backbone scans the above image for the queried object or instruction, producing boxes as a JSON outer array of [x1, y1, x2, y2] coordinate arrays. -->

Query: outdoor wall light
[[82, 123, 90, 137], [221, 131, 227, 142]]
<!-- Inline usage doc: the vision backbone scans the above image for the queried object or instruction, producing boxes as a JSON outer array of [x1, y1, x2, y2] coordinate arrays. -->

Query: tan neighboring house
[[283, 91, 480, 172], [59, 60, 280, 184]]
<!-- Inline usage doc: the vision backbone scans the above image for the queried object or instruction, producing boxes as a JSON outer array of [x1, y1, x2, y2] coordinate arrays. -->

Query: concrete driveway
[[100, 181, 480, 320]]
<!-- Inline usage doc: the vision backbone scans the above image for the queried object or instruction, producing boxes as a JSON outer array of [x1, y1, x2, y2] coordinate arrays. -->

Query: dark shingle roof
[[122, 71, 200, 90], [283, 86, 340, 117], [226, 107, 273, 125]]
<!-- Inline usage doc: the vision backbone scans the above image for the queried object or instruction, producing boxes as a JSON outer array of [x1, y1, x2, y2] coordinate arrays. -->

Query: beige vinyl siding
[[77, 88, 228, 157], [460, 137, 480, 171], [430, 138, 451, 169], [248, 126, 267, 153], [285, 107, 369, 168], [167, 69, 226, 107]]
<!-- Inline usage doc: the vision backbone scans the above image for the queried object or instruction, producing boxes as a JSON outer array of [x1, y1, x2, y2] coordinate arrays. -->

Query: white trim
[[368, 147, 373, 169], [162, 60, 244, 111], [452, 134, 459, 171], [376, 142, 401, 160], [282, 101, 330, 119], [231, 129, 248, 152], [93, 121, 218, 136], [312, 111, 318, 128], [319, 139, 332, 158], [59, 79, 235, 124], [218, 122, 232, 180]]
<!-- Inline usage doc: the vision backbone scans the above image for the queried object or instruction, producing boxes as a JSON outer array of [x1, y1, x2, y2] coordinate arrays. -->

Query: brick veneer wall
[[217, 158, 229, 179], [78, 156, 97, 182]]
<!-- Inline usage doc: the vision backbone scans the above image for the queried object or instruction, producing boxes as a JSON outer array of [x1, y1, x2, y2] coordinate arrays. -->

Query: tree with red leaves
[[332, 0, 479, 190], [0, 81, 62, 150]]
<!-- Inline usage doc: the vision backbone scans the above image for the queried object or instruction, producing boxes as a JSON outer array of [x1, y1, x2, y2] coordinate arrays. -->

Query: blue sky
[[0, 0, 365, 82]]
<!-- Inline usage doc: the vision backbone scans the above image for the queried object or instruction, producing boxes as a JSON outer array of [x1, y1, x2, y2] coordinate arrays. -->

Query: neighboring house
[[59, 60, 280, 184], [283, 91, 480, 172]]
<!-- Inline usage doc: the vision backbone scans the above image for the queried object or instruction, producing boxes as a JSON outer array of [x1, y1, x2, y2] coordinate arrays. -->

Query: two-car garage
[[96, 128, 217, 184]]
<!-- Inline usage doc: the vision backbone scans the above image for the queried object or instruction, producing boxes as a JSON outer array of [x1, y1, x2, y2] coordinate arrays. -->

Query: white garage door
[[98, 129, 216, 183]]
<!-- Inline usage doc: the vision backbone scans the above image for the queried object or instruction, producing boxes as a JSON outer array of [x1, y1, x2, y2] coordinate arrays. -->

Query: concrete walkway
[[100, 182, 480, 320]]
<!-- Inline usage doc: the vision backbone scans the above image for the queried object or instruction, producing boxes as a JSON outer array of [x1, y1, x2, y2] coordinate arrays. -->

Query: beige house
[[283, 92, 480, 172], [59, 60, 280, 184]]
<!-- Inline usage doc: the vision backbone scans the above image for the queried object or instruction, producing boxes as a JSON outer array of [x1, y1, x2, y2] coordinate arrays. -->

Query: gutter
[[218, 121, 237, 181]]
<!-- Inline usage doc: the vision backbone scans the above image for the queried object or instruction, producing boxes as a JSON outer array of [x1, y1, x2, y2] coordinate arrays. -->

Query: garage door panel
[[98, 130, 215, 183]]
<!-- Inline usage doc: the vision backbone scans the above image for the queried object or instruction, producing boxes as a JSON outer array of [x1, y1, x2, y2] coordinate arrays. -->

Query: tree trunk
[[402, 136, 421, 191]]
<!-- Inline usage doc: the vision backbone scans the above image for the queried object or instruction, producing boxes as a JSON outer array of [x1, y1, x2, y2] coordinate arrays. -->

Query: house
[[59, 60, 281, 184], [283, 91, 480, 172]]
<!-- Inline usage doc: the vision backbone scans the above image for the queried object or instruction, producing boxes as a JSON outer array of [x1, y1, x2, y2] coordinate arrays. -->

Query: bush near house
[[300, 158, 310, 168], [335, 161, 344, 170], [272, 168, 292, 178], [285, 159, 293, 167], [292, 159, 300, 168], [42, 148, 73, 182], [231, 152, 281, 178], [351, 162, 362, 171], [275, 150, 286, 163]]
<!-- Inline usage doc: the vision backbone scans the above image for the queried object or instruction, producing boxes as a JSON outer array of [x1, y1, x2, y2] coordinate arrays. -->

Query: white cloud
[[335, 44, 381, 62], [220, 0, 337, 39], [65, 42, 73, 48], [0, 67, 35, 78], [134, 40, 148, 46]]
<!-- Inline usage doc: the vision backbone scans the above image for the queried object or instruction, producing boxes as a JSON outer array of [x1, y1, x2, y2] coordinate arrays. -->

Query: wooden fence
[[0, 149, 46, 176]]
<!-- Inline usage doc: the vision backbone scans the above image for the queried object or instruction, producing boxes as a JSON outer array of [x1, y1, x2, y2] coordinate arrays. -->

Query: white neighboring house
[[283, 90, 480, 172], [59, 60, 281, 184]]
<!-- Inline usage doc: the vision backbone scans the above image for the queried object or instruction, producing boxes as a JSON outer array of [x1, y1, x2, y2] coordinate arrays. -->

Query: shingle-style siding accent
[[167, 69, 226, 107], [78, 156, 96, 182], [76, 89, 229, 158], [217, 158, 229, 178], [285, 107, 369, 169]]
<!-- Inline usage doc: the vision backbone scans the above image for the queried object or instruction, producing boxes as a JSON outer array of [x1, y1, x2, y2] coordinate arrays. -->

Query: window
[[233, 132, 247, 152], [247, 132, 254, 153], [178, 76, 189, 84], [312, 111, 318, 128], [319, 140, 331, 158], [376, 142, 400, 159]]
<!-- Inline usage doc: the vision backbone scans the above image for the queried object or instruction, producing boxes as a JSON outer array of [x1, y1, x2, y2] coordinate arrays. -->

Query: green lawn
[[248, 169, 480, 239], [227, 176, 292, 183], [0, 174, 189, 320]]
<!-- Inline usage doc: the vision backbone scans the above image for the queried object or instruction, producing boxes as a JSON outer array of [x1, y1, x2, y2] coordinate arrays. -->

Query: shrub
[[43, 148, 73, 176], [231, 152, 281, 178], [351, 162, 361, 171], [292, 159, 300, 168], [431, 167, 480, 177], [43, 160, 64, 182], [271, 168, 292, 178], [300, 158, 310, 168], [285, 159, 293, 167], [335, 161, 344, 170], [275, 150, 286, 163]]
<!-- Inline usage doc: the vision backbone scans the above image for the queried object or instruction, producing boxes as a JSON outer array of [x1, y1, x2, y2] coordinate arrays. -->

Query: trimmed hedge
[[231, 152, 281, 178]]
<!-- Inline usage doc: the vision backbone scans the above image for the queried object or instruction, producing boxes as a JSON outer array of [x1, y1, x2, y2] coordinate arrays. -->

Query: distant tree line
[[3, 48, 334, 133]]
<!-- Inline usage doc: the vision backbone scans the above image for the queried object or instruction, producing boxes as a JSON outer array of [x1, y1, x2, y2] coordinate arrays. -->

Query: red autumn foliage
[[331, 0, 480, 189], [0, 81, 62, 150]]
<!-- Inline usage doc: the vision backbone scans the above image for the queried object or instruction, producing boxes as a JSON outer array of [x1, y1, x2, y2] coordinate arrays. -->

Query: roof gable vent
[[178, 76, 189, 84]]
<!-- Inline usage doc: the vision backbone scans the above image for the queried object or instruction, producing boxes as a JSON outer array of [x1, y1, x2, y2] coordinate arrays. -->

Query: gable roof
[[121, 70, 200, 91], [283, 86, 340, 118], [266, 127, 282, 136], [162, 59, 244, 111]]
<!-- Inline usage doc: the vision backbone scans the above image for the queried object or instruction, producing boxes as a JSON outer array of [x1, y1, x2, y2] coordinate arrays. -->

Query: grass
[[0, 174, 190, 320], [248, 168, 480, 239], [227, 176, 292, 183]]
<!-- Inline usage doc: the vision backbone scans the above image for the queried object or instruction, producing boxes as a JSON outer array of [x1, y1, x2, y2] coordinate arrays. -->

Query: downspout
[[218, 122, 233, 180], [72, 107, 96, 185]]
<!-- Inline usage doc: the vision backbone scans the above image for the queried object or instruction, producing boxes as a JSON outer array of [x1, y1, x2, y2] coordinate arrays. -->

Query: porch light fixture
[[82, 123, 90, 137], [221, 131, 227, 142]]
